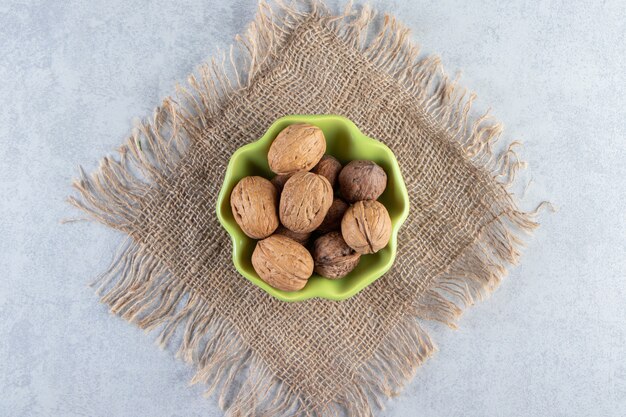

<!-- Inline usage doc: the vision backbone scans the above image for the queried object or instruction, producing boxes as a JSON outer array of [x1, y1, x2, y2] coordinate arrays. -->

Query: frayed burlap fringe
[[70, 1, 543, 416]]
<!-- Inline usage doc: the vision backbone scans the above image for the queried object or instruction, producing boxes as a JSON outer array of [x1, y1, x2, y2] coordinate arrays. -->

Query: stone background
[[1, 1, 624, 416]]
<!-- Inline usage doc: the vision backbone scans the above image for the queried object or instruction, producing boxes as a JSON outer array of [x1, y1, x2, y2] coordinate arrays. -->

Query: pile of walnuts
[[230, 123, 391, 292]]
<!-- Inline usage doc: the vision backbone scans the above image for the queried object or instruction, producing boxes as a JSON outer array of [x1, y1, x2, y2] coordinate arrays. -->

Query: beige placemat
[[70, 1, 541, 415]]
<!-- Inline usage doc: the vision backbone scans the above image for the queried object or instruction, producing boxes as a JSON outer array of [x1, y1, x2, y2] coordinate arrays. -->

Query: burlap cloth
[[70, 2, 541, 415]]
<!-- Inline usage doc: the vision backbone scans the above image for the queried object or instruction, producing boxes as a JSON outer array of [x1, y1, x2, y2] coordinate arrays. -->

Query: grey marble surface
[[1, 1, 625, 416]]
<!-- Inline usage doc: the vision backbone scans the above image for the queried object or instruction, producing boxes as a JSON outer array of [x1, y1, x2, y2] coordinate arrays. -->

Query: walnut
[[279, 172, 333, 233], [312, 232, 360, 279], [311, 155, 342, 188], [268, 124, 326, 175], [274, 225, 311, 246], [338, 160, 387, 203], [251, 235, 313, 291], [341, 200, 391, 254], [270, 173, 295, 192], [316, 198, 348, 233], [230, 176, 279, 239]]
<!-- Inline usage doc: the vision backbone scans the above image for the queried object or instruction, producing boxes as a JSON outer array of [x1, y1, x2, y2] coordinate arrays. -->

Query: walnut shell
[[252, 235, 313, 291], [311, 155, 342, 188], [313, 232, 360, 279], [338, 160, 387, 203], [279, 172, 333, 233], [317, 198, 348, 233], [270, 173, 295, 192], [230, 176, 279, 239], [268, 124, 326, 175], [274, 225, 311, 246], [341, 200, 391, 254]]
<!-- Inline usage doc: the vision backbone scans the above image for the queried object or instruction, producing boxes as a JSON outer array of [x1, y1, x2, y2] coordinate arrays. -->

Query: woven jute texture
[[70, 2, 541, 415]]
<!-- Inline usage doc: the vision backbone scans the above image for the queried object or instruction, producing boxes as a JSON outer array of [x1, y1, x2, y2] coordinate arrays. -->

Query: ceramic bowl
[[216, 115, 409, 301]]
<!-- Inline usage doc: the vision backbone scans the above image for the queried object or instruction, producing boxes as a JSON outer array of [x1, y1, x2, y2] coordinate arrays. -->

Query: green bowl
[[216, 115, 409, 302]]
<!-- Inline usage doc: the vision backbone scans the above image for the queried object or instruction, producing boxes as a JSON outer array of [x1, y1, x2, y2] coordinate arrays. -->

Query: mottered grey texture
[[1, 0, 625, 416]]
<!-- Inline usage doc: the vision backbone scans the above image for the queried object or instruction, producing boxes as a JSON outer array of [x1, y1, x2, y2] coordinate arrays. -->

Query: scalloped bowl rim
[[216, 115, 409, 302]]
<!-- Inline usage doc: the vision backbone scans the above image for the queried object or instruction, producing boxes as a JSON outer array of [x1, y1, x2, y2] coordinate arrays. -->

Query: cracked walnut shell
[[341, 200, 391, 254], [268, 124, 326, 175], [279, 172, 333, 233], [230, 176, 279, 239], [313, 232, 360, 279], [252, 235, 313, 291]]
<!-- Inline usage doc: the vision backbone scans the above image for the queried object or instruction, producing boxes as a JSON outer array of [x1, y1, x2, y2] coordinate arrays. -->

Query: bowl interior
[[216, 115, 409, 301]]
